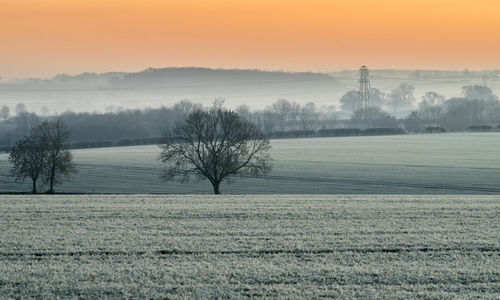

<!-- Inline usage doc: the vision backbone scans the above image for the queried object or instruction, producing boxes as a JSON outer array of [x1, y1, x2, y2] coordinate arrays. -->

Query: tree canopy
[[159, 108, 272, 194]]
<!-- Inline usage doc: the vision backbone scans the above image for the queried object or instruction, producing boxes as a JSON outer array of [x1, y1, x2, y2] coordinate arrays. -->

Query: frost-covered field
[[1, 133, 500, 194], [1, 195, 499, 298]]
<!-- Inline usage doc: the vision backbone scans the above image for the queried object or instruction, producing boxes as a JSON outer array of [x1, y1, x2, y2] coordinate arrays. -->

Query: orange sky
[[1, 0, 500, 78]]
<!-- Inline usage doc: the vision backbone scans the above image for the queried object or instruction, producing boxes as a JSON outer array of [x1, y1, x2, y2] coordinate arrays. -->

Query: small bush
[[317, 128, 362, 137], [467, 125, 493, 132], [363, 128, 406, 135], [425, 126, 447, 133], [268, 130, 315, 139]]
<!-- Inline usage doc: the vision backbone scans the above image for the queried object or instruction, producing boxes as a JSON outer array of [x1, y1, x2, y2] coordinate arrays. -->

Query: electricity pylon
[[358, 65, 370, 122]]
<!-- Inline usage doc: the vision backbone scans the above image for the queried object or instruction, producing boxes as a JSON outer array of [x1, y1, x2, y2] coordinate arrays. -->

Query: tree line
[[5, 104, 273, 195], [3, 84, 499, 194], [1, 84, 499, 151]]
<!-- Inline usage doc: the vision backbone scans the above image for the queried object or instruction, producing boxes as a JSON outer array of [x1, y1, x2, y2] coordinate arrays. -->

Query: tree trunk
[[32, 179, 37, 194], [213, 182, 221, 195], [48, 165, 56, 194]]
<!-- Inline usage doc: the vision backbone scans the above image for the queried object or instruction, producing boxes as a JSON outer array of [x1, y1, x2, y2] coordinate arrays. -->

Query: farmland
[[0, 195, 498, 298], [1, 132, 500, 194]]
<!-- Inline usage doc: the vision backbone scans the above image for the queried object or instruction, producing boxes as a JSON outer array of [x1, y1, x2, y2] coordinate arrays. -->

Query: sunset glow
[[2, 0, 500, 77]]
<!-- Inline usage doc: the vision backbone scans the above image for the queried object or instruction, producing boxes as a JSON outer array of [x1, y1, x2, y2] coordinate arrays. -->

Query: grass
[[1, 132, 500, 194], [0, 195, 498, 298]]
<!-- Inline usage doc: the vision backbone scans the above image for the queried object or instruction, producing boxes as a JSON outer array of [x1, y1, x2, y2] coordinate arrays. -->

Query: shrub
[[467, 125, 493, 132], [268, 130, 315, 139], [363, 128, 406, 135], [317, 128, 362, 137], [425, 126, 447, 133]]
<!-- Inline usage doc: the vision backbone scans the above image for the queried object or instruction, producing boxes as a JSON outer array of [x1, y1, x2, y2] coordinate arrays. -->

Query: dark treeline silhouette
[[1, 85, 499, 153], [0, 100, 199, 150], [404, 85, 500, 132]]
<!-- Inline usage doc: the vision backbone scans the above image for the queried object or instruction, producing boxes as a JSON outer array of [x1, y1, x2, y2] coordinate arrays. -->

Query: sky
[[1, 0, 500, 78]]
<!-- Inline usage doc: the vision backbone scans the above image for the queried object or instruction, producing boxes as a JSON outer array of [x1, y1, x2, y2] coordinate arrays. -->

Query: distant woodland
[[1, 82, 499, 152]]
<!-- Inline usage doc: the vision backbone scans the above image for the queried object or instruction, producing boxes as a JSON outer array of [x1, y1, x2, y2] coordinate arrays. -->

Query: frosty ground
[[0, 195, 498, 298], [1, 132, 500, 194]]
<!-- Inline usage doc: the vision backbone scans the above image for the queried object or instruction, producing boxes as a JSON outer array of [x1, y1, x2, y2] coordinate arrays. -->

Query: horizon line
[[3, 66, 500, 81]]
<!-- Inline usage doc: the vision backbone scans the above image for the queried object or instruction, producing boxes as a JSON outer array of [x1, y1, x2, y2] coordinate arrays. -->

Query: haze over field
[[1, 67, 500, 114]]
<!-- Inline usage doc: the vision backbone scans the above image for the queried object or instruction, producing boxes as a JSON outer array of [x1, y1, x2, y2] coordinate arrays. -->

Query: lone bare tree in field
[[9, 131, 47, 193], [159, 108, 272, 194], [9, 119, 76, 194], [39, 120, 76, 193]]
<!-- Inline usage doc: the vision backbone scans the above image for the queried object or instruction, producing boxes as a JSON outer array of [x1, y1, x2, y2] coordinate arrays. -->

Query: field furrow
[[0, 195, 498, 298]]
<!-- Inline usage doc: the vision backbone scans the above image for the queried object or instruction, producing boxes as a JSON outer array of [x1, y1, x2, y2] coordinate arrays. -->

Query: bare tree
[[159, 108, 272, 194], [398, 83, 416, 106], [419, 92, 445, 126], [235, 104, 252, 121], [38, 120, 76, 193], [9, 129, 47, 193], [40, 105, 50, 116], [0, 106, 9, 120], [15, 103, 27, 115], [269, 99, 292, 130], [289, 102, 301, 128], [369, 88, 386, 108], [172, 99, 203, 118], [388, 83, 416, 112], [421, 91, 445, 106], [340, 90, 358, 112], [299, 102, 318, 130], [351, 106, 397, 127], [341, 89, 385, 112], [387, 89, 404, 112], [462, 85, 498, 102]]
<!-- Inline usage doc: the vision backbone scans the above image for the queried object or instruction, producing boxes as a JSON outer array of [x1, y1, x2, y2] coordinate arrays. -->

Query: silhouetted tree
[[38, 120, 76, 193], [15, 103, 27, 115], [9, 128, 47, 193], [404, 111, 423, 133], [40, 105, 50, 116], [421, 91, 445, 106], [397, 83, 415, 106], [268, 99, 297, 130], [299, 102, 318, 130], [369, 88, 386, 107], [340, 90, 358, 112], [0, 106, 9, 120], [351, 107, 398, 127], [14, 112, 40, 137], [388, 83, 416, 112], [235, 104, 252, 121], [462, 85, 498, 102], [159, 108, 272, 194], [441, 98, 489, 130]]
